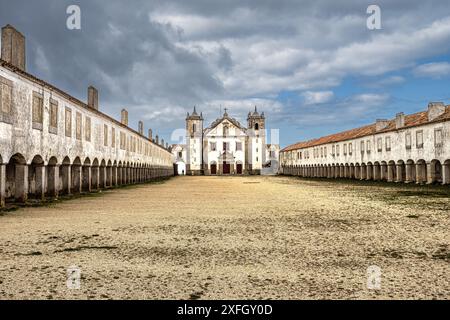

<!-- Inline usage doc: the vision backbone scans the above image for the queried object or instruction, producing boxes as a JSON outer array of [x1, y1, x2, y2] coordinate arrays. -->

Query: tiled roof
[[281, 107, 450, 152], [0, 59, 169, 151]]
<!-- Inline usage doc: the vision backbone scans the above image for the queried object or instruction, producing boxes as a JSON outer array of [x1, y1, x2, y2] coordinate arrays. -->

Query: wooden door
[[236, 164, 242, 174], [211, 164, 217, 175]]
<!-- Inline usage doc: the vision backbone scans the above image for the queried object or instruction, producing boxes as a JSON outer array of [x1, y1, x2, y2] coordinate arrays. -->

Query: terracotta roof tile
[[282, 106, 450, 152]]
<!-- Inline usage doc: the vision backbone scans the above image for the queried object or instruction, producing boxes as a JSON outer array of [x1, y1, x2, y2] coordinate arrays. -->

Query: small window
[[178, 151, 182, 158], [0, 77, 13, 118], [343, 144, 347, 155], [85, 117, 91, 142], [65, 107, 72, 137], [255, 123, 259, 130], [360, 141, 365, 153], [385, 136, 391, 151], [49, 99, 58, 134], [336, 145, 340, 156], [349, 143, 352, 155], [366, 140, 371, 153], [223, 125, 229, 136], [435, 129, 443, 147], [377, 138, 382, 152], [416, 131, 424, 148], [405, 132, 411, 150], [223, 142, 227, 151], [192, 123, 196, 133], [210, 142, 217, 151], [76, 112, 82, 140], [111, 127, 116, 148], [324, 147, 327, 157], [104, 124, 108, 146], [32, 92, 44, 129], [332, 145, 335, 156], [236, 142, 242, 151]]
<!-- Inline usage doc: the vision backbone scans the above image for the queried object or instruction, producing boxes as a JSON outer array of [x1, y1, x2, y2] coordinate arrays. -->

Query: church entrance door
[[236, 163, 242, 174], [223, 162, 230, 174], [211, 164, 217, 175]]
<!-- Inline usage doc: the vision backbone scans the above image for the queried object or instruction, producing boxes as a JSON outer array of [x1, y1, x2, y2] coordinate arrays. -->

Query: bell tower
[[246, 106, 266, 174], [186, 107, 204, 175]]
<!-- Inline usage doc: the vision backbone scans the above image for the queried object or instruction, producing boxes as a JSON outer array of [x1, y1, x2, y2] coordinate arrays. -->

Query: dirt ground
[[0, 176, 449, 300]]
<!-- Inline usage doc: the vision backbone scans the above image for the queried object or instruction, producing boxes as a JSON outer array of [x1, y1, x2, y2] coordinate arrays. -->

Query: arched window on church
[[192, 124, 196, 132], [255, 123, 259, 130]]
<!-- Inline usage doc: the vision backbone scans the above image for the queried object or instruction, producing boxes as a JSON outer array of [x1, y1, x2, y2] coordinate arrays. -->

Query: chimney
[[395, 112, 405, 129], [87, 86, 98, 110], [427, 102, 445, 121], [376, 119, 389, 131], [148, 129, 153, 140], [155, 135, 159, 145], [138, 121, 143, 135], [121, 109, 128, 126], [1, 25, 26, 71]]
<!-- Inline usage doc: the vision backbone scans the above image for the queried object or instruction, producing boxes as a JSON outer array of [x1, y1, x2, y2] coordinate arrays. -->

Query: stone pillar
[[387, 164, 394, 182], [71, 165, 82, 193], [396, 164, 404, 183], [15, 164, 28, 202], [405, 163, 413, 183], [82, 166, 91, 192], [100, 167, 106, 188], [426, 162, 434, 184], [47, 165, 59, 198], [380, 164, 387, 181], [366, 165, 373, 180], [113, 166, 118, 186], [92, 166, 99, 190], [442, 162, 450, 185], [360, 166, 367, 180], [0, 164, 6, 207], [61, 164, 71, 195], [35, 165, 46, 201]]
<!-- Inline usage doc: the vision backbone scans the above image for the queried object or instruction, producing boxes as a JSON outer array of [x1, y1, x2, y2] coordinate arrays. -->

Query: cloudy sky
[[1, 0, 450, 147]]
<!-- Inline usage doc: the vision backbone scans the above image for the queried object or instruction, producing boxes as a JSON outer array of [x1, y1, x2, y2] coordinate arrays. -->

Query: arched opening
[[71, 157, 82, 194], [46, 157, 58, 198], [0, 154, 4, 207], [380, 161, 388, 181], [254, 123, 259, 130], [106, 160, 112, 187], [360, 163, 367, 180], [6, 153, 28, 202], [99, 160, 106, 188], [396, 160, 406, 183], [430, 160, 443, 184], [373, 162, 381, 181], [91, 158, 100, 190], [60, 156, 71, 195], [236, 161, 243, 174], [28, 155, 45, 200], [416, 159, 427, 184], [354, 163, 360, 180], [387, 160, 396, 182], [366, 162, 373, 180], [406, 160, 416, 183], [443, 160, 450, 185], [112, 161, 118, 186], [82, 158, 91, 192]]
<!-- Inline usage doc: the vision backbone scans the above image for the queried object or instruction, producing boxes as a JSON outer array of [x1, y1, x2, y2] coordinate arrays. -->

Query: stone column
[[61, 164, 71, 195], [15, 164, 28, 202], [0, 164, 6, 207], [426, 162, 434, 184], [82, 166, 92, 192], [92, 166, 99, 190], [396, 164, 404, 183], [47, 165, 59, 198], [380, 163, 387, 181], [405, 163, 413, 183], [387, 164, 394, 182], [35, 165, 46, 201], [72, 165, 82, 193], [373, 165, 380, 181], [442, 162, 450, 185], [113, 166, 118, 187]]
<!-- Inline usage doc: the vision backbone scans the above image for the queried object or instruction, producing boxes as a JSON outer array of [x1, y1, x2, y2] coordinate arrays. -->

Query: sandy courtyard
[[0, 176, 449, 300]]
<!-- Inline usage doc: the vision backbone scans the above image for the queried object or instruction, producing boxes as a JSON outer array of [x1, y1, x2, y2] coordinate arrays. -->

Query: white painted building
[[180, 107, 279, 175], [280, 103, 450, 184]]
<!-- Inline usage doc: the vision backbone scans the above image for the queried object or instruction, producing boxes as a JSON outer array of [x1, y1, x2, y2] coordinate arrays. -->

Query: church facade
[[173, 107, 279, 175]]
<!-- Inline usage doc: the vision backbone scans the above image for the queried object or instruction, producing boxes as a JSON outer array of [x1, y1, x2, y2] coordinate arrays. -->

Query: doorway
[[236, 163, 242, 174], [223, 162, 230, 174], [211, 163, 217, 175]]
